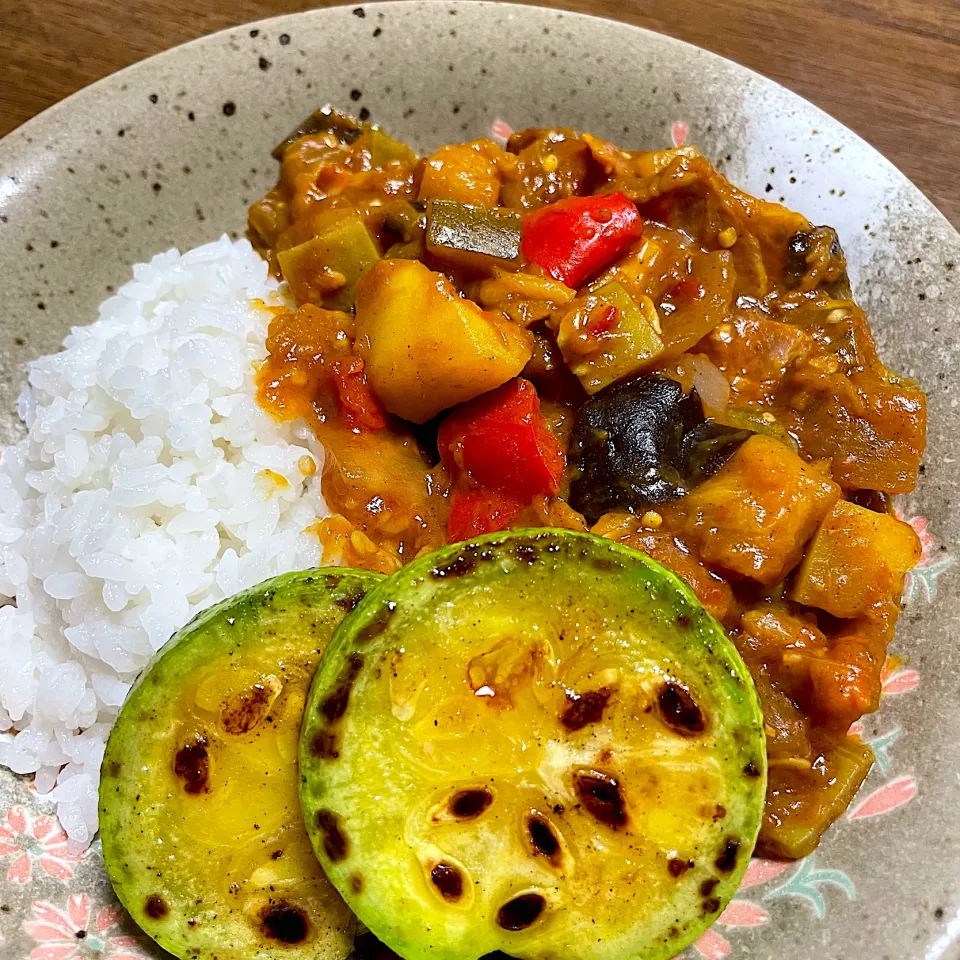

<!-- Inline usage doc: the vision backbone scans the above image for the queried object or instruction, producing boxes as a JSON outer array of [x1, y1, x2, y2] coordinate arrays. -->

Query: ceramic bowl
[[0, 3, 958, 957]]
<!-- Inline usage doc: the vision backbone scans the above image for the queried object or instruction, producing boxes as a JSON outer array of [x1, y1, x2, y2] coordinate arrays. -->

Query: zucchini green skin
[[301, 530, 766, 960], [100, 568, 382, 960]]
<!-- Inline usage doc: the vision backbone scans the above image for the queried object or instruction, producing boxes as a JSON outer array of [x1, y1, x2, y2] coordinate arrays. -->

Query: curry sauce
[[250, 109, 926, 859]]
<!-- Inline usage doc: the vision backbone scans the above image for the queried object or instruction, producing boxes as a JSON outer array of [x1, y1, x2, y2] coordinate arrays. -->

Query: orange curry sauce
[[250, 110, 926, 859]]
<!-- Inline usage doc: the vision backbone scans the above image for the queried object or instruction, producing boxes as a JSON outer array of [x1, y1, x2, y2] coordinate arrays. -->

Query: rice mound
[[0, 237, 328, 845]]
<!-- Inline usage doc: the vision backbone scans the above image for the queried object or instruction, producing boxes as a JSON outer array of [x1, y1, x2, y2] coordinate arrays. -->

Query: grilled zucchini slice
[[300, 530, 765, 960], [100, 568, 382, 960]]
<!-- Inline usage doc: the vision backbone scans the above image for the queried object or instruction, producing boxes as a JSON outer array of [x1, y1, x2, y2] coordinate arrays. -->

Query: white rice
[[0, 236, 328, 846]]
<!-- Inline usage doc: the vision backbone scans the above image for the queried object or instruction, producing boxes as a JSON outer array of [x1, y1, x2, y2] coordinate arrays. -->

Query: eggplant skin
[[569, 375, 750, 523], [784, 226, 851, 298]]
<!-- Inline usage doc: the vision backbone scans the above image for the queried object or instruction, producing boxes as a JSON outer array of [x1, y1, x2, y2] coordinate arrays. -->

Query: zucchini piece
[[278, 212, 381, 310], [301, 530, 766, 960], [556, 280, 665, 394], [758, 738, 874, 860], [100, 568, 382, 960], [361, 127, 417, 167], [425, 200, 522, 270]]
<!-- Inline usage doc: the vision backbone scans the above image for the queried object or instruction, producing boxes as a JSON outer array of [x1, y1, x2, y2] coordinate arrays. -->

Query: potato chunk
[[670, 435, 840, 584], [418, 141, 502, 207], [789, 500, 920, 618], [355, 259, 532, 423], [277, 212, 380, 310]]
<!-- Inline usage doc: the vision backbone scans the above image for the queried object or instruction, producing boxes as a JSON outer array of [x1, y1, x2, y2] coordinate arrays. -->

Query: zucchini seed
[[573, 770, 627, 829], [430, 862, 465, 902], [496, 894, 546, 930], [449, 788, 493, 820]]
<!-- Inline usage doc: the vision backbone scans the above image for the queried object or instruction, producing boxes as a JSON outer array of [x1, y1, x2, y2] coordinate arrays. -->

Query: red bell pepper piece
[[447, 489, 527, 542], [520, 193, 643, 288], [438, 379, 564, 501], [330, 357, 387, 432]]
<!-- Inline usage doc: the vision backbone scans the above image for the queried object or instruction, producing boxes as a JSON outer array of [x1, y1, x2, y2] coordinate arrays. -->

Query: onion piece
[[690, 354, 730, 417]]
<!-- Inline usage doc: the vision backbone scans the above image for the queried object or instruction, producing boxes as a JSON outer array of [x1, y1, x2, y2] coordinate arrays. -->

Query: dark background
[[1, 0, 958, 225]]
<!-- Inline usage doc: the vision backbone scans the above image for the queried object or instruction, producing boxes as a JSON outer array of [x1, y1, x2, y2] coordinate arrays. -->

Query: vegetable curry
[[249, 108, 926, 861]]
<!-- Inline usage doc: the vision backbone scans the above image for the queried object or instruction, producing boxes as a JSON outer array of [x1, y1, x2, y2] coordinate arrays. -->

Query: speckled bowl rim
[[2, 2, 955, 236]]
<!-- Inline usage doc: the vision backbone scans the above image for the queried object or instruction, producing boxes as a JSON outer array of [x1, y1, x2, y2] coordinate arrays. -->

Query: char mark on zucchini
[[259, 902, 310, 944], [321, 653, 364, 722], [561, 687, 613, 731], [315, 809, 350, 862], [173, 734, 210, 795]]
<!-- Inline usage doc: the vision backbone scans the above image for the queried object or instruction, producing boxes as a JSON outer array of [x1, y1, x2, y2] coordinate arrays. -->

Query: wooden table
[[1, 0, 958, 226]]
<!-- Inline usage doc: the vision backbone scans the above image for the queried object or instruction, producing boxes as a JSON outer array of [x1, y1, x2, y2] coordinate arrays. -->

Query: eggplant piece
[[784, 226, 851, 298], [271, 105, 363, 160], [522, 327, 587, 406], [381, 201, 427, 260], [569, 375, 750, 523]]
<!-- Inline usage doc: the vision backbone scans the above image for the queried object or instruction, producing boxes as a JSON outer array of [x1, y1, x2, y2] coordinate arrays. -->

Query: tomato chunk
[[439, 379, 565, 500], [439, 379, 565, 542], [330, 357, 387, 431], [521, 193, 643, 288], [447, 489, 527, 542]]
